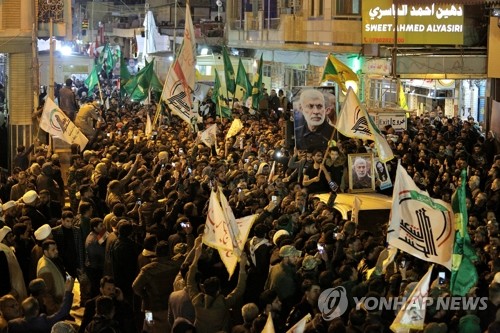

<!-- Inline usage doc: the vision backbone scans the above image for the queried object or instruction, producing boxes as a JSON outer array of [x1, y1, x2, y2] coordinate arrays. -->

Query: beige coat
[[37, 255, 65, 313]]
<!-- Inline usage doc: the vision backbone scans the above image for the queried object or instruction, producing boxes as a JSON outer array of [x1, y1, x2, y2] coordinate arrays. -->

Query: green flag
[[236, 58, 252, 101], [84, 65, 100, 91], [212, 68, 231, 119], [212, 68, 221, 104], [220, 104, 232, 119], [124, 59, 163, 102], [251, 54, 263, 110], [222, 47, 236, 95], [120, 57, 131, 98], [450, 169, 478, 296], [96, 43, 117, 74]]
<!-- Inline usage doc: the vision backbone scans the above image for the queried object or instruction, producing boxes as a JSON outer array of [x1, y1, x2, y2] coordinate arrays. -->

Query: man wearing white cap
[[30, 224, 53, 281], [22, 190, 48, 230], [2, 201, 18, 228], [0, 226, 27, 301]]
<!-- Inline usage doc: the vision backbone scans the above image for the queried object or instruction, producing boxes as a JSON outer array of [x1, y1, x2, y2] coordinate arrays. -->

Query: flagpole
[[97, 79, 104, 105]]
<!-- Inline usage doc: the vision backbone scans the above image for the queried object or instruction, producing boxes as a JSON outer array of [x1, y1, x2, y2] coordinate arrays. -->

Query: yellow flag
[[399, 85, 408, 110]]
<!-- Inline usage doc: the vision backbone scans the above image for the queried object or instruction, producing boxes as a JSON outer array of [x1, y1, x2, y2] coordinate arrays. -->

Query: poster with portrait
[[348, 153, 375, 193], [292, 86, 336, 152], [373, 157, 392, 190]]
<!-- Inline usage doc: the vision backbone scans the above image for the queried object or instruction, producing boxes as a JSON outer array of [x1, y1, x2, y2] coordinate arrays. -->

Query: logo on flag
[[352, 108, 372, 136], [387, 163, 454, 269], [40, 98, 89, 150]]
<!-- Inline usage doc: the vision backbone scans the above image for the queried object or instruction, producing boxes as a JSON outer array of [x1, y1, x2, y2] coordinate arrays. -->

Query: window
[[309, 0, 323, 17], [335, 0, 360, 15]]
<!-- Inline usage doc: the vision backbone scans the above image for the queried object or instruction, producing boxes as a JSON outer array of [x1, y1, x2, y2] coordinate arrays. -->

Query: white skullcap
[[2, 200, 17, 211], [22, 190, 39, 204], [273, 229, 290, 246], [34, 224, 52, 241], [0, 226, 12, 243]]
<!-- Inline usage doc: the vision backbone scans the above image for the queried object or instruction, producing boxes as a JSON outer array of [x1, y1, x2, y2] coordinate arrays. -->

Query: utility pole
[[49, 18, 54, 100], [173, 0, 177, 56], [145, 1, 149, 61]]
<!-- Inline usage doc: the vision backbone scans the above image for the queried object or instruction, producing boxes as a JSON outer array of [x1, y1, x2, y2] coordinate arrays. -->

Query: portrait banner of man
[[374, 157, 392, 190], [292, 87, 336, 152], [348, 153, 375, 192]]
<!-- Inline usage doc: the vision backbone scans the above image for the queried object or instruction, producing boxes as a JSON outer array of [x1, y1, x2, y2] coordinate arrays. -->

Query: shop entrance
[[367, 77, 488, 125]]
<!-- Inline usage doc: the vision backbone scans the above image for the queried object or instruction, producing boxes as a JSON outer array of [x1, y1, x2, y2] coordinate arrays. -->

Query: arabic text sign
[[376, 112, 407, 132], [362, 0, 464, 45]]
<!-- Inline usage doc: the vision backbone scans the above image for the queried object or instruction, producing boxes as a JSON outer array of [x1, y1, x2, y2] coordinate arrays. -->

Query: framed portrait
[[291, 86, 336, 152], [373, 157, 393, 190], [348, 153, 375, 193]]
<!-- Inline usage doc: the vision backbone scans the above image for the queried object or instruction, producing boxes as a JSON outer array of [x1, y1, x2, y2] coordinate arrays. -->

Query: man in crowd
[[36, 240, 66, 314], [133, 240, 182, 333], [58, 78, 78, 121], [80, 275, 134, 333]]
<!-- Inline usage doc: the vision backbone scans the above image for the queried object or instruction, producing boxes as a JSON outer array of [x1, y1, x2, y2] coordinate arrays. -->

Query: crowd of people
[[0, 90, 499, 333]]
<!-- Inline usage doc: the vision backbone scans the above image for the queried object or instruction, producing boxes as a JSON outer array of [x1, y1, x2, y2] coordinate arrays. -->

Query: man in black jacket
[[80, 276, 135, 333]]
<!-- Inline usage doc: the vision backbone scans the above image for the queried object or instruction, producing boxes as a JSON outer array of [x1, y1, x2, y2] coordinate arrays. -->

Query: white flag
[[390, 265, 433, 332], [351, 197, 362, 223], [218, 215, 256, 277], [387, 163, 454, 269], [193, 83, 212, 102], [145, 112, 152, 137], [200, 124, 217, 147], [218, 188, 239, 252], [203, 190, 233, 252], [225, 118, 244, 139], [209, 188, 257, 278], [336, 88, 394, 162], [366, 246, 398, 280], [179, 5, 196, 90], [286, 313, 311, 333], [40, 98, 89, 150], [161, 5, 196, 124], [142, 10, 159, 60], [267, 161, 276, 184], [262, 314, 275, 333]]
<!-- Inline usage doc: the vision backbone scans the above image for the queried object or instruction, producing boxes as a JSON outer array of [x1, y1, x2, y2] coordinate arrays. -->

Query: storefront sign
[[376, 112, 407, 132], [362, 0, 464, 45], [362, 59, 392, 76]]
